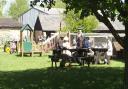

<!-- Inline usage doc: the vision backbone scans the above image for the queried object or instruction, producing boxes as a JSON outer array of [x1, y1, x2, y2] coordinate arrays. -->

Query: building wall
[[0, 28, 20, 45], [19, 8, 45, 28]]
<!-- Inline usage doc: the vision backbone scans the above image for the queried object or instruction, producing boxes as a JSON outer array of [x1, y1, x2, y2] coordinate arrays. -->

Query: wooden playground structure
[[18, 24, 43, 57], [17, 24, 59, 57]]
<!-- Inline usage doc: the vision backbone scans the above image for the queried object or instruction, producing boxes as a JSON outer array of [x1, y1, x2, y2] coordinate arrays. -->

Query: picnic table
[[91, 48, 108, 64], [65, 48, 94, 67], [49, 48, 94, 67]]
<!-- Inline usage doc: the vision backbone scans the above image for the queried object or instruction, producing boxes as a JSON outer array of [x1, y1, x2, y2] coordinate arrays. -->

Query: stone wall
[[0, 28, 20, 45]]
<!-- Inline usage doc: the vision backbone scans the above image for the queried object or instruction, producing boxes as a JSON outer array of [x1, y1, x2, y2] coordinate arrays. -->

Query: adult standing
[[104, 37, 113, 64], [76, 30, 83, 48]]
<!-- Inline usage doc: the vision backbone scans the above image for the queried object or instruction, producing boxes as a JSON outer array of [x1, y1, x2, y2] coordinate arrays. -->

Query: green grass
[[0, 52, 51, 71], [0, 52, 124, 89]]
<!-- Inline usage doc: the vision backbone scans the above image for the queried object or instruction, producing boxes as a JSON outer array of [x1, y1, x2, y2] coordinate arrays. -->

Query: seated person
[[58, 37, 64, 49], [72, 36, 77, 49], [60, 34, 72, 67], [83, 37, 91, 48], [62, 34, 71, 56], [83, 37, 94, 56]]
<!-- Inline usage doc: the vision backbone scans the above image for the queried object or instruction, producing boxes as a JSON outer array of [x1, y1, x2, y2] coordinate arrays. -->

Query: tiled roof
[[93, 19, 125, 32], [33, 6, 65, 15], [0, 18, 22, 29], [37, 14, 65, 31]]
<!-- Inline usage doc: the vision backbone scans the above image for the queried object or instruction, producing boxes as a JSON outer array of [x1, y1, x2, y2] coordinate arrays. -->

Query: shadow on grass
[[0, 67, 123, 89]]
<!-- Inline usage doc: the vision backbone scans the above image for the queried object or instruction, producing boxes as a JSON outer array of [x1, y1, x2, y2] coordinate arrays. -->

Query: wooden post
[[21, 32, 23, 57], [31, 31, 33, 57], [60, 22, 61, 31], [68, 31, 71, 47]]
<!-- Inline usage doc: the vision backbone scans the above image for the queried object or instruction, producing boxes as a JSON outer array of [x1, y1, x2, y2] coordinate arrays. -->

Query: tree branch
[[100, 9, 124, 47], [88, 0, 124, 47]]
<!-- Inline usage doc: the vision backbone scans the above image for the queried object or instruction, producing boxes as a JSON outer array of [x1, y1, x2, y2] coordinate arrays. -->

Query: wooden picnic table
[[68, 48, 94, 67], [60, 48, 90, 67], [49, 48, 94, 67], [91, 48, 108, 64], [49, 47, 109, 67]]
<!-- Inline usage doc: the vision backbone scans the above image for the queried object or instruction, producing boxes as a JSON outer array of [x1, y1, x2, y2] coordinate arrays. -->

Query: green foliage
[[31, 0, 128, 47], [0, 0, 6, 16], [9, 0, 28, 19], [61, 0, 128, 24], [0, 11, 2, 16], [53, 0, 65, 8], [62, 10, 98, 33], [31, 0, 128, 25]]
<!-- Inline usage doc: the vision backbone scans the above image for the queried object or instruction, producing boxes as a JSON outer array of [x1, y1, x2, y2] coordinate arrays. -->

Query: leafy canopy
[[0, 0, 6, 16], [31, 0, 128, 22], [52, 0, 65, 8], [62, 0, 128, 24], [62, 10, 98, 33], [31, 0, 128, 47], [9, 0, 28, 19]]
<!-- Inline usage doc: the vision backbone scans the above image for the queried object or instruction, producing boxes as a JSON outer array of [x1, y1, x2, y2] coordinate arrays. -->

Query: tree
[[62, 10, 98, 33], [32, 0, 128, 88], [52, 0, 65, 8], [9, 0, 28, 19], [0, 0, 6, 16]]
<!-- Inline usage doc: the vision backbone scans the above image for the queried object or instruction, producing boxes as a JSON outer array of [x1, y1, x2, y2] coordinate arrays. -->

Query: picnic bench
[[49, 48, 94, 67], [49, 49, 62, 67], [92, 48, 108, 64], [18, 51, 42, 56]]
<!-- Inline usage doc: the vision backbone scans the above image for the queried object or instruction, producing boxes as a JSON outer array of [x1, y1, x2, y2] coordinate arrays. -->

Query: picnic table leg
[[55, 61, 57, 67], [87, 63, 90, 67], [60, 60, 65, 67], [30, 53, 32, 57], [82, 59, 84, 66], [86, 59, 90, 67], [40, 53, 42, 56], [94, 51, 100, 64], [51, 61, 53, 67]]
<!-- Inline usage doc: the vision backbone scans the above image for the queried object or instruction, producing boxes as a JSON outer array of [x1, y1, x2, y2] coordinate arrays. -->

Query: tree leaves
[[9, 0, 28, 19], [0, 0, 6, 16], [62, 10, 98, 33]]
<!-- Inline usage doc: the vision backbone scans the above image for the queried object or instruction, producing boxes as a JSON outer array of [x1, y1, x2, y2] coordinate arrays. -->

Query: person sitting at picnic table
[[83, 37, 91, 48], [59, 33, 72, 67], [83, 37, 94, 56], [58, 36, 64, 49], [62, 33, 71, 56], [72, 36, 77, 49]]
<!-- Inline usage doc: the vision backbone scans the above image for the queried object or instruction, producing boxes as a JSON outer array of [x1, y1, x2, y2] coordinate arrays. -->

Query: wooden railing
[[42, 32, 59, 52]]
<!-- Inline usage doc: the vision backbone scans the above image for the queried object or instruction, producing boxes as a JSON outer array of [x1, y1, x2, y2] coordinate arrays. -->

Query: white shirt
[[107, 40, 113, 56], [62, 42, 71, 56]]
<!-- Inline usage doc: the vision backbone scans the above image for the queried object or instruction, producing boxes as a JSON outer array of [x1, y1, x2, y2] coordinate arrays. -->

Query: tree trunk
[[124, 38, 128, 89], [124, 24, 128, 89]]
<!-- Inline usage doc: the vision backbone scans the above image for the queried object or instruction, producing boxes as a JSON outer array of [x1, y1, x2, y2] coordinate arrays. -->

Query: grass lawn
[[0, 52, 124, 89]]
